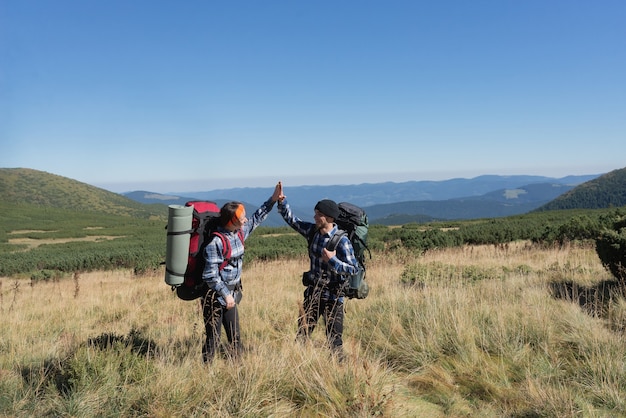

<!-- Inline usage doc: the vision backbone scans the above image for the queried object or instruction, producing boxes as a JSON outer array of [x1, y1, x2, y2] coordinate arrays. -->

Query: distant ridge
[[123, 174, 603, 222], [534, 167, 626, 211], [363, 183, 577, 222], [162, 174, 600, 209]]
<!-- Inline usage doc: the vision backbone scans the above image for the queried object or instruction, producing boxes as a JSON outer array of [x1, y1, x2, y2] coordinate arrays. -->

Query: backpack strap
[[212, 230, 245, 271], [306, 228, 347, 252], [326, 230, 347, 251]]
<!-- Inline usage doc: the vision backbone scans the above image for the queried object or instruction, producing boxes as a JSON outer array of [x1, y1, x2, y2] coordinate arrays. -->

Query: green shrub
[[595, 215, 626, 282]]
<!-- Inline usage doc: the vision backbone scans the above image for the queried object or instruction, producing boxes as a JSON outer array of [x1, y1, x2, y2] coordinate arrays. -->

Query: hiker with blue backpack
[[277, 186, 360, 361], [201, 182, 282, 362]]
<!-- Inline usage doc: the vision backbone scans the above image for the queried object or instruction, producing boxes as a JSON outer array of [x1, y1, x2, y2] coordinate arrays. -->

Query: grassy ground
[[2, 242, 626, 417]]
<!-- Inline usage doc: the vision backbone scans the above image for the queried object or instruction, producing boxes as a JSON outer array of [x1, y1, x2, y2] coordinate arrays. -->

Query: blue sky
[[2, 1, 624, 193]]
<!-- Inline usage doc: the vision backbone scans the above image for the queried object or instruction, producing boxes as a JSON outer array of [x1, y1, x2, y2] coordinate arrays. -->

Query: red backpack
[[175, 201, 244, 301]]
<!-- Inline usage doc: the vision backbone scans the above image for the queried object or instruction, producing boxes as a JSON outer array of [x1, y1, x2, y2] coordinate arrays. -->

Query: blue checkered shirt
[[202, 197, 276, 302], [278, 199, 359, 299]]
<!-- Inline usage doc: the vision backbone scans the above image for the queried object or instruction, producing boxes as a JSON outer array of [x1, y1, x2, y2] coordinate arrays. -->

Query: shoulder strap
[[307, 228, 348, 252], [212, 230, 245, 271], [326, 230, 347, 251]]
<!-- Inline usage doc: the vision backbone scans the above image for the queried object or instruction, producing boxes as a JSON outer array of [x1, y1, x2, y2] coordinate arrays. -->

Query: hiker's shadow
[[549, 279, 626, 319]]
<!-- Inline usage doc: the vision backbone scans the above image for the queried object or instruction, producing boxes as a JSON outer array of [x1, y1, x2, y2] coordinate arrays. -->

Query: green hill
[[534, 167, 626, 211], [0, 168, 168, 277], [0, 168, 166, 219]]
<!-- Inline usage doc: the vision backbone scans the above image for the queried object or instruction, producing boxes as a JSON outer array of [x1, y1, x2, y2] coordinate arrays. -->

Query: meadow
[[2, 240, 626, 417]]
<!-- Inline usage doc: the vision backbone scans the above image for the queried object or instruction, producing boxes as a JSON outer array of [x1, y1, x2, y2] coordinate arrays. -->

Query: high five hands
[[272, 181, 285, 203]]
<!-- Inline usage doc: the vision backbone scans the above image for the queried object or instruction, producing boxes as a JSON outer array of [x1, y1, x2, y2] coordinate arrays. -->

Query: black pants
[[298, 286, 344, 354], [202, 289, 241, 362]]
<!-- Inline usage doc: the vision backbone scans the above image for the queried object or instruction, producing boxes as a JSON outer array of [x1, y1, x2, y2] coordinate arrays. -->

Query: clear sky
[[1, 1, 624, 194]]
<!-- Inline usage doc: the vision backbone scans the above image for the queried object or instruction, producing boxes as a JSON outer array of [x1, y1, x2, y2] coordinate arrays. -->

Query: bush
[[595, 215, 626, 282]]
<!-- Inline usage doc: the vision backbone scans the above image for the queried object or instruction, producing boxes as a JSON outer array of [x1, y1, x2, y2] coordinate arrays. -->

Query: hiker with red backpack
[[276, 186, 359, 361], [201, 182, 282, 362]]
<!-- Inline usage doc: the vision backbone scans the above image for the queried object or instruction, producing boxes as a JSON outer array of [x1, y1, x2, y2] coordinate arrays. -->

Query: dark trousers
[[202, 289, 241, 362], [298, 286, 344, 353]]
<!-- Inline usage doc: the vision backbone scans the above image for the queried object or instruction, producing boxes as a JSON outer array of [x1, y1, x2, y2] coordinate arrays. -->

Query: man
[[277, 186, 359, 360]]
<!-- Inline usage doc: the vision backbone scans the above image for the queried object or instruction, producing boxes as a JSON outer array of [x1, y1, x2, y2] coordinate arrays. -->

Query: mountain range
[[2, 167, 626, 227], [123, 173, 603, 224]]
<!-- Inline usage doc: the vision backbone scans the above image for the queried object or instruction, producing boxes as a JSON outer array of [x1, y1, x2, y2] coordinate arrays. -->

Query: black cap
[[314, 199, 340, 220]]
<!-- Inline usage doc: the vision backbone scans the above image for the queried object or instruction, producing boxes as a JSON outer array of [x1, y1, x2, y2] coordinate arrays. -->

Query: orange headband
[[227, 204, 245, 227]]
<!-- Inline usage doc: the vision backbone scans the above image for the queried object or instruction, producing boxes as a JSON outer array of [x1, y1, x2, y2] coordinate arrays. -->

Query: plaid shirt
[[202, 197, 276, 301], [278, 199, 359, 298]]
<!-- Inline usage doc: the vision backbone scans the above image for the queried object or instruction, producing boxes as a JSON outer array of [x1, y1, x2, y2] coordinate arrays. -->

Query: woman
[[201, 182, 282, 362]]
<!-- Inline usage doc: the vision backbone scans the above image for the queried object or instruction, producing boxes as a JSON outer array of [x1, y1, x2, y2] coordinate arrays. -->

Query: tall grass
[[2, 242, 626, 416]]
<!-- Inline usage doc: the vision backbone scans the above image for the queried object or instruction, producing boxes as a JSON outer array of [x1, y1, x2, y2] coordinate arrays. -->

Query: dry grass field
[[2, 242, 626, 417]]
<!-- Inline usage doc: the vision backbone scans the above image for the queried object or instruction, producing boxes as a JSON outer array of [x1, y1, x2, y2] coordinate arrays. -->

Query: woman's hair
[[220, 201, 244, 227]]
